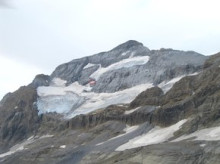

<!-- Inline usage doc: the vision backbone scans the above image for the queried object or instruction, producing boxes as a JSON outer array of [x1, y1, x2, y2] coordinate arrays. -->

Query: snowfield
[[173, 126, 220, 142], [116, 119, 187, 151], [37, 78, 153, 118], [90, 56, 150, 80]]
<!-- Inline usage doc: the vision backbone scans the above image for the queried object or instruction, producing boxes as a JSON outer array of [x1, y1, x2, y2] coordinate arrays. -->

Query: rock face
[[0, 86, 40, 152], [130, 87, 164, 108], [2, 41, 220, 164], [50, 40, 149, 84], [29, 74, 50, 88]]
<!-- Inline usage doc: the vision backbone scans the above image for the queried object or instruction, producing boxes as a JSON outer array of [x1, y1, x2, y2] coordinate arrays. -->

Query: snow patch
[[96, 125, 139, 146], [0, 137, 34, 158], [124, 107, 140, 115], [51, 78, 66, 87], [129, 52, 135, 58], [121, 51, 130, 56], [84, 63, 97, 69], [96, 142, 105, 146], [27, 136, 34, 141], [158, 72, 199, 93], [39, 134, 54, 139], [158, 76, 184, 93], [112, 125, 139, 140], [90, 56, 150, 80], [173, 126, 220, 142], [60, 145, 66, 149], [123, 125, 139, 135], [188, 72, 199, 76], [200, 144, 206, 147], [0, 134, 54, 159], [116, 119, 187, 151]]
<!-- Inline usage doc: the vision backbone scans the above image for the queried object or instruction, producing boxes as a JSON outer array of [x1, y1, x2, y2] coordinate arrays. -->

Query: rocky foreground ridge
[[1, 41, 220, 164]]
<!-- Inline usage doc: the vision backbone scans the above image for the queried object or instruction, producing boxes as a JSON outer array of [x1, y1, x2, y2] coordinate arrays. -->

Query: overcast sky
[[0, 0, 220, 99]]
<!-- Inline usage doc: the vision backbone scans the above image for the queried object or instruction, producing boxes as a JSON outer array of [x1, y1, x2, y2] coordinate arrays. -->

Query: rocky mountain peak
[[29, 74, 50, 88], [112, 40, 145, 51]]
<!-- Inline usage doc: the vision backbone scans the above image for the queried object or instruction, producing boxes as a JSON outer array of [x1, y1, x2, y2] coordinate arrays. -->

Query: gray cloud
[[0, 0, 13, 8]]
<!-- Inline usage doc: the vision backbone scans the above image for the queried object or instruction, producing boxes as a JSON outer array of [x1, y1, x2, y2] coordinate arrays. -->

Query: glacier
[[37, 78, 153, 118]]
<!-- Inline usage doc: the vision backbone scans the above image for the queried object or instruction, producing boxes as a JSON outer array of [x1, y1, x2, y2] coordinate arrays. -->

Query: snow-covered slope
[[116, 119, 187, 151], [36, 73, 199, 118], [37, 78, 153, 118], [50, 40, 207, 93]]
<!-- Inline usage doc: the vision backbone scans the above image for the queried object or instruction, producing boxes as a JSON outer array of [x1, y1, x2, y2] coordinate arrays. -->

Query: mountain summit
[[112, 40, 144, 50], [34, 40, 206, 118], [2, 41, 220, 164]]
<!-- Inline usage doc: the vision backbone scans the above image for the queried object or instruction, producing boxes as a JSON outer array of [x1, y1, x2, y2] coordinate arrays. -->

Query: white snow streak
[[158, 72, 199, 93], [116, 119, 187, 151], [121, 51, 130, 56], [39, 134, 54, 139], [113, 125, 139, 139], [124, 107, 140, 115], [0, 134, 53, 159], [60, 145, 66, 149], [90, 56, 150, 80], [96, 125, 139, 146], [158, 76, 184, 93], [84, 63, 98, 69], [200, 144, 206, 147]]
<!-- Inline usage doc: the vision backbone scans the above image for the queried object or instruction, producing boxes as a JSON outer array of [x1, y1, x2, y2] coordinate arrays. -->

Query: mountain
[[36, 40, 206, 118], [2, 40, 220, 164]]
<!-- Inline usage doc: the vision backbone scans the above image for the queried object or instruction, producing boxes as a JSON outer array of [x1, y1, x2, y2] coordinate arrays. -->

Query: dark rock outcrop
[[66, 105, 155, 129], [29, 74, 50, 88], [130, 87, 164, 108], [0, 86, 40, 150]]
